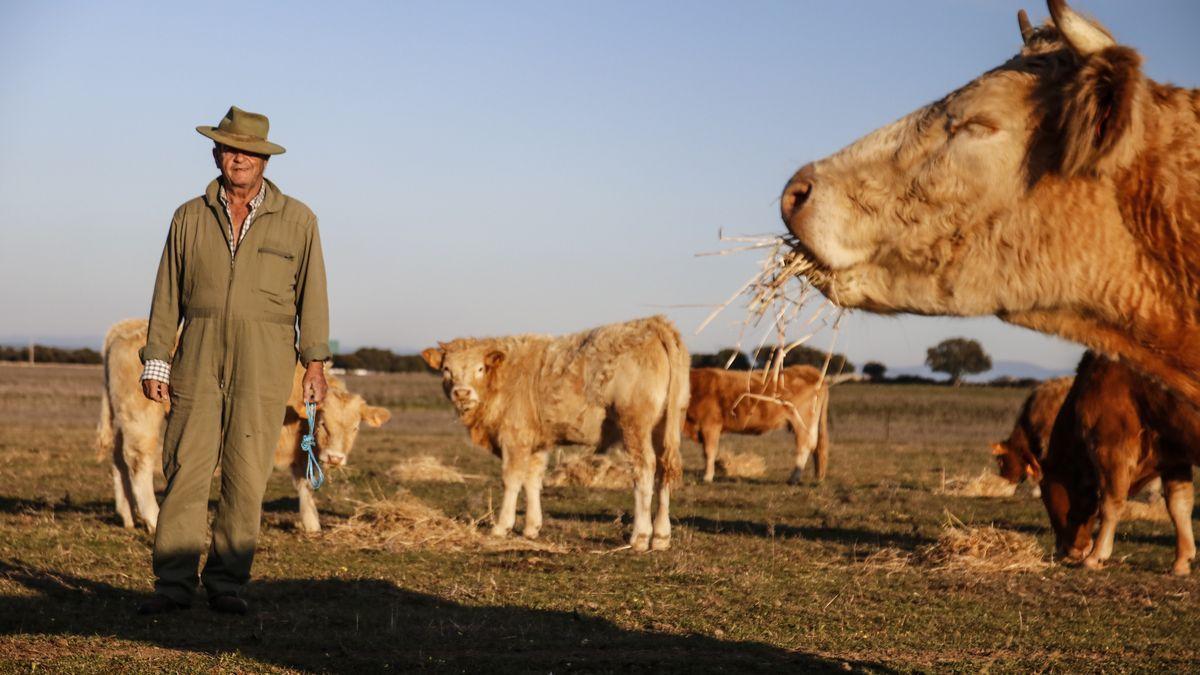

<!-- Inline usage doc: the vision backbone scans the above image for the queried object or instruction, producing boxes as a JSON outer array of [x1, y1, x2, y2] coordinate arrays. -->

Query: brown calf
[[1040, 352, 1194, 575], [685, 366, 834, 485]]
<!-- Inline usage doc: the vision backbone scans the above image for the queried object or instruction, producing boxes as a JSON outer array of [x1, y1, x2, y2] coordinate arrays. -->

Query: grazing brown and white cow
[[1040, 352, 1194, 576], [991, 377, 1073, 492], [96, 319, 390, 534], [685, 366, 840, 485], [779, 0, 1200, 404], [421, 316, 689, 552]]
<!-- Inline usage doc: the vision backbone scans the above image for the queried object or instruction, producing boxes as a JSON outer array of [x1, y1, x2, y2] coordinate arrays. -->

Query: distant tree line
[[691, 345, 855, 374], [0, 345, 102, 364], [332, 347, 433, 373]]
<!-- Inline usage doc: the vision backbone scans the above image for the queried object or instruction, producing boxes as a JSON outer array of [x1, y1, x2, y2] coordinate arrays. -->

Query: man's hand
[[142, 379, 170, 403], [303, 362, 328, 405]]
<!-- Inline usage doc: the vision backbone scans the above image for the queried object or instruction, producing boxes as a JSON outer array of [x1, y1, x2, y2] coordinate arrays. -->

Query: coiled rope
[[301, 401, 324, 490]]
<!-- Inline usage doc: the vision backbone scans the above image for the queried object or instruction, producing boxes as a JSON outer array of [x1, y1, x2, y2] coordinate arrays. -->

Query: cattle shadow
[[546, 509, 934, 552], [0, 495, 113, 517], [0, 558, 896, 673]]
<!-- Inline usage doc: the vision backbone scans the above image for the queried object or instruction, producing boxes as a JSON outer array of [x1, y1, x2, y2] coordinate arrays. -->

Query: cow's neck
[[1004, 84, 1200, 405], [1118, 81, 1200, 302]]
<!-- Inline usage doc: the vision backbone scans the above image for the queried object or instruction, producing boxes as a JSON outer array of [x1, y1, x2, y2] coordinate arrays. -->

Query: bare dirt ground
[[0, 363, 1196, 672]]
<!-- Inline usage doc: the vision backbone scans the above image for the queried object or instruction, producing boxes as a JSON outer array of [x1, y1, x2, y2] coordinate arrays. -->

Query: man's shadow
[[0, 558, 896, 672]]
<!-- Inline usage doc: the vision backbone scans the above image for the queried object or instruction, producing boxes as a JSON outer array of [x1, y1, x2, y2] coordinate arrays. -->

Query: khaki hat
[[196, 106, 286, 155]]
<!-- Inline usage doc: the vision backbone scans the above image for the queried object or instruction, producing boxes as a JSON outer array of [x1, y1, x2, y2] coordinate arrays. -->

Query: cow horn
[[1017, 9, 1035, 45], [1047, 0, 1115, 56]]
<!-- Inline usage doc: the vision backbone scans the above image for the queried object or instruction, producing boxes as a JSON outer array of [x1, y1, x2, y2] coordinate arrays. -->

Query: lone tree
[[925, 338, 992, 386], [862, 361, 887, 381]]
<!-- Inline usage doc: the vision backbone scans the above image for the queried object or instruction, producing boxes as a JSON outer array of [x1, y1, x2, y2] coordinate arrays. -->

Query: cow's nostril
[[781, 163, 816, 223]]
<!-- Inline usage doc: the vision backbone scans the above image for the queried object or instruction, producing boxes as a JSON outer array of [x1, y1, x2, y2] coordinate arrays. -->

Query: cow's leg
[[1083, 461, 1133, 570], [124, 432, 161, 535], [786, 413, 814, 486], [625, 426, 656, 552], [130, 457, 160, 535], [1163, 470, 1195, 576], [1143, 476, 1164, 505], [522, 451, 549, 539], [110, 453, 135, 529], [700, 425, 721, 483], [492, 447, 526, 537], [651, 480, 671, 551], [294, 466, 321, 533]]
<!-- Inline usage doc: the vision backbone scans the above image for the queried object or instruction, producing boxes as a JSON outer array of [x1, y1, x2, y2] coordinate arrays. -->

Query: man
[[137, 106, 330, 615]]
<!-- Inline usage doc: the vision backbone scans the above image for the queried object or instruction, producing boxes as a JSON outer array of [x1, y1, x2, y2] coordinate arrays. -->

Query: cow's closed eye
[[950, 116, 999, 138]]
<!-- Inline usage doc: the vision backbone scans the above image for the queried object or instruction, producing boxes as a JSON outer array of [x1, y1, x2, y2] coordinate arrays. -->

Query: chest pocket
[[257, 244, 297, 300]]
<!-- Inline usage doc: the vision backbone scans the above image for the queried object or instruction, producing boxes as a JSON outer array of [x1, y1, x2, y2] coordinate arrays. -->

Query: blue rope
[[301, 401, 324, 491]]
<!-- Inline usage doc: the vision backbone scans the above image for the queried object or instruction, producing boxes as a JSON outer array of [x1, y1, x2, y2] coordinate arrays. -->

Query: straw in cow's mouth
[[696, 229, 845, 387]]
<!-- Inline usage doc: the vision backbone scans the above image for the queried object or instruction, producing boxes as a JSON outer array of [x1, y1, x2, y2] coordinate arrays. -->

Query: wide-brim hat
[[196, 105, 286, 155]]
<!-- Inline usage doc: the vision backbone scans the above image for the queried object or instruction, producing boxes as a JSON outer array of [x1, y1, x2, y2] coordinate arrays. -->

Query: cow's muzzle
[[780, 163, 816, 237]]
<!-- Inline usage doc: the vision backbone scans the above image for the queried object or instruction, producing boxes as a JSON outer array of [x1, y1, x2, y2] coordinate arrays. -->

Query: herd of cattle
[[98, 312, 1194, 572], [93, 0, 1196, 575]]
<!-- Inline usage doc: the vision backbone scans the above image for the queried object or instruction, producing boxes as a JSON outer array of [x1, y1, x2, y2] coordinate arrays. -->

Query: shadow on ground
[[0, 558, 895, 672]]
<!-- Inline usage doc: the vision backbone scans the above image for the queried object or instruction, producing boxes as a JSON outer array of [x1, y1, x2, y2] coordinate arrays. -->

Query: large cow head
[[777, 1, 1199, 394], [422, 341, 506, 417]]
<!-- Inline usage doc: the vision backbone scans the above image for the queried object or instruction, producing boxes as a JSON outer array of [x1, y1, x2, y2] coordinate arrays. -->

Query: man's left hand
[[303, 362, 328, 404]]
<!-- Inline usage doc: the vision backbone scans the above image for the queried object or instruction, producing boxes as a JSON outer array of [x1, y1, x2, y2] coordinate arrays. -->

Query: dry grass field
[[0, 363, 1196, 672]]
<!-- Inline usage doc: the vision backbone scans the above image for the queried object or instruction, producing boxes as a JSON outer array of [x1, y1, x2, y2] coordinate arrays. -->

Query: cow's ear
[[1059, 45, 1144, 177], [1025, 459, 1044, 482], [484, 350, 505, 369], [991, 442, 1007, 456], [361, 404, 391, 428], [421, 347, 444, 370]]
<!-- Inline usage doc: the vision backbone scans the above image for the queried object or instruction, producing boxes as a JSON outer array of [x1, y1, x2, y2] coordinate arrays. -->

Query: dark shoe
[[208, 593, 249, 615], [138, 594, 187, 615]]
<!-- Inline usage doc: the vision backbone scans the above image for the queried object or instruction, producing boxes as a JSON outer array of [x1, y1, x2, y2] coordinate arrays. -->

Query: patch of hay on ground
[[328, 489, 564, 553], [859, 516, 1049, 574], [1122, 499, 1171, 522], [715, 452, 767, 479], [861, 547, 914, 574], [938, 469, 1019, 498], [388, 455, 480, 484], [545, 450, 631, 489], [920, 519, 1049, 573]]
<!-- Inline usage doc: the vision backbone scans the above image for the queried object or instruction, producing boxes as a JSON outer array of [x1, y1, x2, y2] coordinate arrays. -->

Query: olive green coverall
[[141, 178, 330, 604]]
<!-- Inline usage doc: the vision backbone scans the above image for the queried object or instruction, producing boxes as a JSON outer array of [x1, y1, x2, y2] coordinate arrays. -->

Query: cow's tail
[[95, 355, 116, 463], [812, 386, 831, 481], [650, 316, 687, 486]]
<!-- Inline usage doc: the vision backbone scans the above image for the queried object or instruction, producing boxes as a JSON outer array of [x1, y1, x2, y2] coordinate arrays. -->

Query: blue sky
[[2, 1, 1197, 371]]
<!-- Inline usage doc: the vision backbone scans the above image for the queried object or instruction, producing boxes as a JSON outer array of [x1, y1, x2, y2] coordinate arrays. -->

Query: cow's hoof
[[522, 527, 541, 540], [630, 534, 651, 552], [702, 474, 715, 484], [489, 525, 512, 538], [1170, 560, 1192, 577], [1029, 485, 1042, 499], [300, 521, 321, 534], [1082, 556, 1105, 571], [651, 535, 671, 551], [786, 469, 803, 486]]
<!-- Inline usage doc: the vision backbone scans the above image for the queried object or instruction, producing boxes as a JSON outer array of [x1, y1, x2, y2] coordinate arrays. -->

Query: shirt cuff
[[300, 344, 332, 366], [141, 360, 171, 384]]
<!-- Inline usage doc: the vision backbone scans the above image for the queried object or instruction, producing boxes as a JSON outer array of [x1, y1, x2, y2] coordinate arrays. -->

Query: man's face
[[213, 143, 268, 190]]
